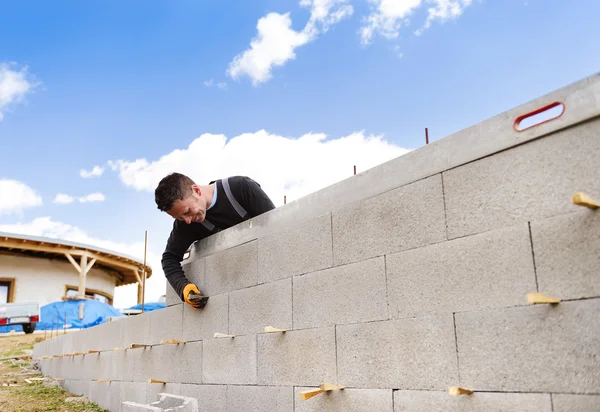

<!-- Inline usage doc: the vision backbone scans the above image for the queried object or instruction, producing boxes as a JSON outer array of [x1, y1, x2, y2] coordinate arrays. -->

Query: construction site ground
[[0, 331, 107, 412]]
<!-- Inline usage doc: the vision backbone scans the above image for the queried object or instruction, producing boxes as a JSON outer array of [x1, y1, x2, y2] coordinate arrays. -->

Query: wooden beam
[[64, 253, 81, 272], [85, 258, 97, 274], [572, 192, 600, 209], [78, 254, 88, 297]]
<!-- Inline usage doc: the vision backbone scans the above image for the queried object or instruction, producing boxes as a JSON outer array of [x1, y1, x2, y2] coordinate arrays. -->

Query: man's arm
[[161, 221, 199, 300], [238, 176, 276, 216]]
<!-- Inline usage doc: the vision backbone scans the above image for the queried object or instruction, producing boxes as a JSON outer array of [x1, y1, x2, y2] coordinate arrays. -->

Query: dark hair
[[155, 173, 196, 211]]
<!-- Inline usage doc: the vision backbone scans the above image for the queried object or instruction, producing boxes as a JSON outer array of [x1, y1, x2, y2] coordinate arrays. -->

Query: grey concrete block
[[295, 387, 393, 412], [202, 334, 256, 384], [455, 299, 600, 393], [167, 257, 206, 306], [332, 174, 446, 266], [110, 381, 122, 412], [205, 240, 258, 295], [148, 305, 184, 345], [293, 257, 389, 329], [178, 384, 227, 412], [124, 312, 151, 348], [145, 384, 183, 404], [112, 349, 135, 382], [121, 382, 148, 408], [444, 117, 600, 239], [176, 341, 203, 384], [531, 210, 600, 300], [393, 391, 552, 411], [227, 385, 293, 412], [337, 316, 458, 389], [386, 223, 536, 318], [552, 394, 600, 412], [229, 278, 292, 335], [87, 318, 125, 351], [166, 282, 182, 307], [182, 293, 229, 342], [258, 326, 336, 386], [133, 345, 180, 383], [257, 213, 333, 283], [133, 341, 201, 384], [88, 381, 112, 410]]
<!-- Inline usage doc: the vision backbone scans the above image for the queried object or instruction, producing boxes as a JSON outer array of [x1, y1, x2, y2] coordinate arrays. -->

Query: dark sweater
[[161, 176, 276, 300]]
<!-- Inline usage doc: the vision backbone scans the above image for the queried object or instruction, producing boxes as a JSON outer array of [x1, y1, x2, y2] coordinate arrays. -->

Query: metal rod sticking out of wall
[[354, 165, 356, 175], [425, 128, 429, 144], [142, 230, 147, 313]]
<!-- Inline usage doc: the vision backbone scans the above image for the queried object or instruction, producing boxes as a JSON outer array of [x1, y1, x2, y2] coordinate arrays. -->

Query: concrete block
[[229, 278, 292, 335], [455, 299, 600, 393], [175, 341, 203, 384], [531, 210, 600, 300], [552, 394, 600, 412], [123, 311, 151, 348], [145, 385, 184, 405], [168, 257, 206, 306], [182, 293, 229, 342], [444, 117, 600, 239], [205, 240, 258, 295], [133, 341, 202, 384], [393, 391, 552, 412], [86, 318, 125, 351], [332, 174, 446, 266], [295, 388, 393, 412], [257, 326, 336, 386], [121, 382, 148, 409], [111, 348, 135, 382], [337, 316, 458, 389], [109, 381, 121, 412], [202, 334, 256, 384], [178, 384, 227, 412], [386, 223, 536, 318], [88, 381, 112, 410], [227, 385, 293, 412], [257, 213, 333, 283], [293, 256, 389, 329], [148, 305, 184, 345]]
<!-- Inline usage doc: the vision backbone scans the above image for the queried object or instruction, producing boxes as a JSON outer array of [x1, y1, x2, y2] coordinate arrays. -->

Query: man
[[155, 173, 276, 309]]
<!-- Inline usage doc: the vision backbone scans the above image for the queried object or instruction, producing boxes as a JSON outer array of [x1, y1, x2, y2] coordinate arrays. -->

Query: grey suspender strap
[[200, 219, 216, 232], [222, 177, 247, 219]]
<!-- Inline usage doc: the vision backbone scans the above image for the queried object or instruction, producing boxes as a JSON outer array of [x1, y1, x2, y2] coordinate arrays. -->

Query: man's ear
[[191, 184, 201, 197]]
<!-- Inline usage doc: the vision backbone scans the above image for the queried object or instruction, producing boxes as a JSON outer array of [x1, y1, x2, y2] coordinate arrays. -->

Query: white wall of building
[[0, 253, 117, 307]]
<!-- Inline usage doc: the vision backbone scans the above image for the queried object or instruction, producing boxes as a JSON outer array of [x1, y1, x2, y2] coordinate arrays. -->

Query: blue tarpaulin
[[125, 302, 166, 312], [0, 299, 124, 333]]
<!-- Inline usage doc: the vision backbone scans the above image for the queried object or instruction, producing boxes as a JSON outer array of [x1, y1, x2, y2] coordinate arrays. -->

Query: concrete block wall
[[33, 73, 600, 412]]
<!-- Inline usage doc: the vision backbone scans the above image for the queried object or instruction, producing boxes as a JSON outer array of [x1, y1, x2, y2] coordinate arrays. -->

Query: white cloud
[[108, 129, 411, 206], [0, 216, 163, 309], [360, 0, 423, 44], [53, 194, 75, 205], [361, 0, 473, 44], [0, 179, 43, 216], [53, 192, 106, 204], [227, 0, 352, 85], [0, 62, 39, 121], [204, 79, 228, 90], [80, 165, 104, 178], [415, 0, 473, 36], [79, 192, 105, 203]]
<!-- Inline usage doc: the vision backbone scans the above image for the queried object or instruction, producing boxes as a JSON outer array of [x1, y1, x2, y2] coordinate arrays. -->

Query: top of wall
[[188, 72, 600, 261]]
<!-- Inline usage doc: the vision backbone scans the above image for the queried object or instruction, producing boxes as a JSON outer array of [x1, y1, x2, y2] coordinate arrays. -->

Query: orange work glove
[[183, 283, 209, 309]]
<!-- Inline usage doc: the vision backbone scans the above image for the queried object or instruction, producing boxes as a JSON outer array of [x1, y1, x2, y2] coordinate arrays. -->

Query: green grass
[[11, 382, 107, 412]]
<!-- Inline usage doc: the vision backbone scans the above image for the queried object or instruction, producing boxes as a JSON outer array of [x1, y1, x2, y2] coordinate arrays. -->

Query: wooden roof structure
[[0, 231, 152, 287]]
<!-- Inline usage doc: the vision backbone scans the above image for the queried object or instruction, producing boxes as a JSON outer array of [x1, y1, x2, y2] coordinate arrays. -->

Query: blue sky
[[1, 0, 598, 307]]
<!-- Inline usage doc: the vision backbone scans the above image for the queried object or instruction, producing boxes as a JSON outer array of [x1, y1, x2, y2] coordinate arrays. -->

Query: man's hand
[[183, 283, 209, 309]]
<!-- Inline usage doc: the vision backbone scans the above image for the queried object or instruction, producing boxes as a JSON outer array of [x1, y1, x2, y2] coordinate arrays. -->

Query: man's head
[[155, 173, 208, 224]]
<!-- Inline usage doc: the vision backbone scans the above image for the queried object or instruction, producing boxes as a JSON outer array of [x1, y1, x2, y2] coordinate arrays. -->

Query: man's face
[[166, 186, 206, 224]]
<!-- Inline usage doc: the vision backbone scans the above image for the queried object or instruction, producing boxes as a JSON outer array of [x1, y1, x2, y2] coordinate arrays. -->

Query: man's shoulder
[[220, 176, 261, 191]]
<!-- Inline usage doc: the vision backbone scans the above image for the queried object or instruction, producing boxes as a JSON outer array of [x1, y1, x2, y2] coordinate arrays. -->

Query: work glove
[[183, 283, 209, 309]]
